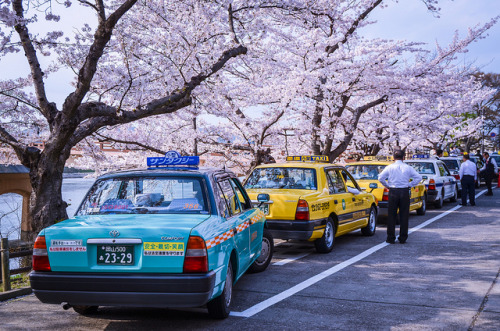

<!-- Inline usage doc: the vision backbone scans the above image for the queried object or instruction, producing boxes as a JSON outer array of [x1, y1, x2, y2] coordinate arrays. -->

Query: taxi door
[[438, 162, 454, 198], [340, 169, 370, 229], [325, 168, 355, 236], [217, 179, 251, 276]]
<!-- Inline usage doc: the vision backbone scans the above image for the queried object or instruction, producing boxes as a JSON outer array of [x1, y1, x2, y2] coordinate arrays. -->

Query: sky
[[1, 0, 499, 107], [363, 0, 500, 73]]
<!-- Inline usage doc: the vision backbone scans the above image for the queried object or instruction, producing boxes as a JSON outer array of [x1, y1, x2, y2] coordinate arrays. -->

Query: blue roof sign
[[412, 154, 430, 159], [147, 151, 199, 168]]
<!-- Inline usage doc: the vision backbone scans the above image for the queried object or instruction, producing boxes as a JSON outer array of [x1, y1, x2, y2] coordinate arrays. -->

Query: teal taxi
[[30, 152, 273, 319]]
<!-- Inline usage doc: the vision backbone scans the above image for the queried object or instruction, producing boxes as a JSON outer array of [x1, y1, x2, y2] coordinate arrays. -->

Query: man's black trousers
[[387, 187, 410, 243], [461, 175, 475, 205]]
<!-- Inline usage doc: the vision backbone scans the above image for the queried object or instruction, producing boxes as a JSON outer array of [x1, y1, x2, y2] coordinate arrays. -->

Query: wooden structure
[[0, 165, 32, 240]]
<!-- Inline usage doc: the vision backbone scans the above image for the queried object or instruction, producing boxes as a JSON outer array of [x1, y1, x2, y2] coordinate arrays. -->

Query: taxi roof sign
[[147, 150, 199, 169], [412, 154, 430, 159], [286, 155, 329, 163], [363, 155, 393, 161]]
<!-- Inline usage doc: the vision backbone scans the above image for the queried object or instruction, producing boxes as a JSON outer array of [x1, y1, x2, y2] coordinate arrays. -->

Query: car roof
[[97, 167, 233, 180], [346, 161, 392, 166], [253, 162, 344, 169]]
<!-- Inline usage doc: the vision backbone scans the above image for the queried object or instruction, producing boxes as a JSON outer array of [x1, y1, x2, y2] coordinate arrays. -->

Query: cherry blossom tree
[[0, 0, 247, 238]]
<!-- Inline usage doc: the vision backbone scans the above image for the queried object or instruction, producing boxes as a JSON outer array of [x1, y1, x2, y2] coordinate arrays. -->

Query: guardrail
[[1, 238, 33, 292]]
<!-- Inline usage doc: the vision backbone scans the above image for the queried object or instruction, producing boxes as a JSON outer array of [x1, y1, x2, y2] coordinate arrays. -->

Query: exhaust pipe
[[62, 302, 72, 310]]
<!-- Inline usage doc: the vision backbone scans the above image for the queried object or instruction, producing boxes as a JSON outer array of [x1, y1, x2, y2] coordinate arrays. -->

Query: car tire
[[73, 305, 98, 315], [434, 191, 444, 209], [314, 217, 335, 253], [449, 185, 458, 202], [361, 207, 377, 236], [248, 228, 274, 273], [416, 194, 427, 215], [207, 262, 233, 319]]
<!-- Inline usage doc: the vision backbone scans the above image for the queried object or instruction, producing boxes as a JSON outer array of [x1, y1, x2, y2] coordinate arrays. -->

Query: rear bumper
[[266, 218, 327, 240], [378, 201, 388, 217], [427, 190, 438, 202], [30, 271, 216, 308]]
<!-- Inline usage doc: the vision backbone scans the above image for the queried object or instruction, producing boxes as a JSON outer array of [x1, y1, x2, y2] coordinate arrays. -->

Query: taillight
[[428, 179, 436, 190], [453, 174, 460, 180], [183, 236, 208, 273], [33, 236, 51, 271], [295, 199, 309, 221], [382, 188, 389, 201]]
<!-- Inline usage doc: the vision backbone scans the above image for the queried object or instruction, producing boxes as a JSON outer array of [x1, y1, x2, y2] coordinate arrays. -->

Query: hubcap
[[369, 210, 376, 231], [255, 237, 270, 266], [224, 266, 232, 307], [325, 222, 334, 247]]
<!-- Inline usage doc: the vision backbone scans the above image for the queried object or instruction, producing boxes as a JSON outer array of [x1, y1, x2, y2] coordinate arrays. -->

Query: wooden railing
[[1, 238, 33, 292]]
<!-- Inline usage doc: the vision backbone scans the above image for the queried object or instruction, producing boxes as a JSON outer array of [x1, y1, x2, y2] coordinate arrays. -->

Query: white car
[[439, 156, 462, 195], [405, 156, 458, 208]]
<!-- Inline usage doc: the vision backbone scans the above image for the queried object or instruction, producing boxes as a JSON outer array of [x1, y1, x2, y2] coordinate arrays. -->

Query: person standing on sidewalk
[[459, 153, 477, 206], [378, 150, 422, 244], [479, 152, 498, 196]]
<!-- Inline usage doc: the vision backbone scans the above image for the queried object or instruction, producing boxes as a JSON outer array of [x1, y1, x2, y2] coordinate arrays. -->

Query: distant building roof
[[0, 165, 29, 174]]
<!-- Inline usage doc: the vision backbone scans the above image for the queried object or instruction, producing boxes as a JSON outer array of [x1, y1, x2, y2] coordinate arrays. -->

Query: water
[[0, 177, 96, 240]]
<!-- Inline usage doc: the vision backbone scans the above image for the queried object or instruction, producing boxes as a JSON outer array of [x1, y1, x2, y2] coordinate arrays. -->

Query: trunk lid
[[44, 214, 210, 273], [246, 188, 321, 220]]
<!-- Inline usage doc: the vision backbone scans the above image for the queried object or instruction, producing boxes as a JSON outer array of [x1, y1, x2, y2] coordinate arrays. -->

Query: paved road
[[1, 189, 499, 330]]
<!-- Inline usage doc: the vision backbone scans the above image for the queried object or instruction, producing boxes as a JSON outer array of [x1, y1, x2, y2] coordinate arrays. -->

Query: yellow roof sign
[[286, 155, 329, 162]]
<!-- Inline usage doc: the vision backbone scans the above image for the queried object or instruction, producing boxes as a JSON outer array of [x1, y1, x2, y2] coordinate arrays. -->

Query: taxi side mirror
[[422, 176, 428, 180], [257, 193, 270, 207], [368, 183, 377, 193]]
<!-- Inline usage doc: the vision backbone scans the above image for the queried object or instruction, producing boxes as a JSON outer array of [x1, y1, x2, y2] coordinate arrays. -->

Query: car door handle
[[352, 198, 356, 202]]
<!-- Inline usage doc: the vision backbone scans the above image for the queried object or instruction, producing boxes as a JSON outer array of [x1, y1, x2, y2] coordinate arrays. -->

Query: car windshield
[[442, 159, 460, 171], [77, 176, 209, 215], [245, 167, 317, 190], [345, 164, 386, 180], [406, 162, 435, 174]]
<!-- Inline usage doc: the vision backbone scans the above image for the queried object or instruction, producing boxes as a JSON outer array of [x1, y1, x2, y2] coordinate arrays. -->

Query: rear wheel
[[248, 228, 274, 273], [207, 262, 233, 319], [314, 217, 335, 253], [73, 305, 98, 315], [361, 207, 377, 236], [416, 194, 427, 215]]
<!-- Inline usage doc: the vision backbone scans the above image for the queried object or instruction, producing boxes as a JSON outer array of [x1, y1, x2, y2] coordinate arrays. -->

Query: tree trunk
[[27, 152, 69, 240]]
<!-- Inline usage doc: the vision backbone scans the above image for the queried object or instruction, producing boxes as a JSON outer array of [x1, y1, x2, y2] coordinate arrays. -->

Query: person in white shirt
[[479, 152, 498, 196], [459, 153, 477, 206], [378, 150, 422, 244]]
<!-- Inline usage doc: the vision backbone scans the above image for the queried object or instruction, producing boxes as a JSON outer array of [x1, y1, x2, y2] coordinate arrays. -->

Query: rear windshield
[[345, 164, 386, 180], [245, 167, 317, 190], [77, 176, 209, 215], [442, 159, 460, 171], [405, 162, 435, 175]]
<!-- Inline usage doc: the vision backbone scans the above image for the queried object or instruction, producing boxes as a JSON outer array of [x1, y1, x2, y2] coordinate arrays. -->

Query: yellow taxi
[[243, 156, 378, 253], [345, 157, 427, 218]]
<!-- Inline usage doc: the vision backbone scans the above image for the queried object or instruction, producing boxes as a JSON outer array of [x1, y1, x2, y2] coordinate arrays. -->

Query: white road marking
[[272, 253, 311, 266], [230, 189, 488, 318]]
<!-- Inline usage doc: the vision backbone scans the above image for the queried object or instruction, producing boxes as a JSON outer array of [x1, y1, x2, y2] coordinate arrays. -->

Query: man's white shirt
[[459, 160, 477, 180], [378, 160, 422, 189], [480, 157, 498, 173]]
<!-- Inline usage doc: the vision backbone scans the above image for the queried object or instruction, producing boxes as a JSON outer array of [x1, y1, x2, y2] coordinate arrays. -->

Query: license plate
[[259, 204, 270, 216], [97, 245, 134, 265]]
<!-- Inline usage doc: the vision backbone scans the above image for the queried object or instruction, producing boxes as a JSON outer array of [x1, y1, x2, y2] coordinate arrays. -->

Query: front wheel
[[207, 262, 233, 319], [248, 228, 274, 273], [314, 217, 336, 253], [361, 207, 377, 236], [416, 194, 427, 215]]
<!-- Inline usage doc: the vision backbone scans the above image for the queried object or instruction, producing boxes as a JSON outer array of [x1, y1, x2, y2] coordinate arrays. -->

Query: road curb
[[0, 287, 32, 302]]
